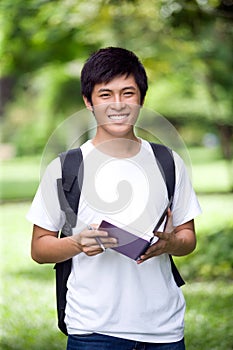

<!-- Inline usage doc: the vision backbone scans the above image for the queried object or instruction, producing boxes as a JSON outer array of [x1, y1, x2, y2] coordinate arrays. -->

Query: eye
[[123, 91, 135, 97], [99, 93, 111, 98]]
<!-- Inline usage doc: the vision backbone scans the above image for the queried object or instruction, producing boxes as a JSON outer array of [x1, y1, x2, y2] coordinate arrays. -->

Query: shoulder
[[172, 151, 192, 183], [80, 140, 94, 158], [40, 157, 61, 185]]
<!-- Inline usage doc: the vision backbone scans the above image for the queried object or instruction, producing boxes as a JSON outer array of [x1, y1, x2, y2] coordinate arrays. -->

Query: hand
[[137, 209, 176, 264], [70, 224, 117, 256]]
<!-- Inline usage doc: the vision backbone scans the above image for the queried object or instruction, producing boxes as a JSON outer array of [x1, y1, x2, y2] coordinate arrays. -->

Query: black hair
[[81, 47, 148, 105]]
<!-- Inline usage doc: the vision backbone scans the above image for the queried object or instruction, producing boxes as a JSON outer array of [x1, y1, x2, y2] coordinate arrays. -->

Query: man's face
[[83, 74, 142, 139]]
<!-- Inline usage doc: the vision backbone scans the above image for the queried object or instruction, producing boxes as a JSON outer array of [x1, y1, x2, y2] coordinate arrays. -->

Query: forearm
[[137, 219, 197, 264], [31, 224, 116, 264], [168, 228, 196, 257], [31, 226, 82, 264]]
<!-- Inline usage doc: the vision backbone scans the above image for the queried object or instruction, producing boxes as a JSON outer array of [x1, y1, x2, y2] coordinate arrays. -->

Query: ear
[[83, 96, 93, 111]]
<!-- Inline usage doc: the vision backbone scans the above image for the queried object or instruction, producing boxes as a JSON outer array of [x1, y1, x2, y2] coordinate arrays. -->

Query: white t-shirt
[[27, 139, 201, 343]]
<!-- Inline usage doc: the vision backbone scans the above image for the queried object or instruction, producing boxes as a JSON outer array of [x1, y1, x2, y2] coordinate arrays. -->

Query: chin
[[104, 125, 134, 138]]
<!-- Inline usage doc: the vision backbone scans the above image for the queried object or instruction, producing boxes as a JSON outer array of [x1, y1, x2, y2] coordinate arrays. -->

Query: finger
[[143, 246, 161, 257], [166, 208, 172, 223], [86, 228, 109, 238], [82, 244, 102, 254], [154, 231, 164, 239], [82, 236, 116, 247], [154, 231, 171, 240], [84, 240, 117, 255], [136, 254, 151, 264], [136, 251, 154, 263], [83, 247, 104, 256], [89, 224, 98, 230], [88, 224, 106, 232], [164, 209, 174, 233], [137, 243, 164, 263], [99, 238, 118, 249]]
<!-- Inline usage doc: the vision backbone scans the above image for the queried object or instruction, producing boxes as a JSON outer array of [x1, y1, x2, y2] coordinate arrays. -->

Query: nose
[[110, 95, 126, 111], [111, 102, 126, 111]]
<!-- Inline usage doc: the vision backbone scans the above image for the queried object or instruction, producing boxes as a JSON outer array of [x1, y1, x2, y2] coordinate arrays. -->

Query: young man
[[27, 47, 201, 350]]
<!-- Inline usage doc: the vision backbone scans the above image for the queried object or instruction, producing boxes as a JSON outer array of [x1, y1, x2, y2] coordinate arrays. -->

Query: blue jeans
[[66, 333, 185, 350]]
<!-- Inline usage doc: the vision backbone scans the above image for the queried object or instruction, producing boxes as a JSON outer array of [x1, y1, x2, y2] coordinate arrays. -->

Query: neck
[[92, 131, 141, 158]]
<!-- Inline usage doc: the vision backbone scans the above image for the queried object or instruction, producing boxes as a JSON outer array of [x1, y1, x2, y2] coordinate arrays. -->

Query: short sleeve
[[172, 152, 202, 227], [26, 158, 65, 231]]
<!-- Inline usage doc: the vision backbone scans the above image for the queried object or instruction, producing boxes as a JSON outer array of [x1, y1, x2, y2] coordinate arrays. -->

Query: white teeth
[[109, 115, 128, 120]]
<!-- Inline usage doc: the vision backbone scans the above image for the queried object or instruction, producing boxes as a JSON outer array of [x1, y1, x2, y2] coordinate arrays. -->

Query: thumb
[[164, 209, 174, 233]]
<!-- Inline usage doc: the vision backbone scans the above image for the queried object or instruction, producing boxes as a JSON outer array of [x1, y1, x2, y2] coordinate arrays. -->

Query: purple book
[[98, 199, 171, 260], [98, 220, 153, 261]]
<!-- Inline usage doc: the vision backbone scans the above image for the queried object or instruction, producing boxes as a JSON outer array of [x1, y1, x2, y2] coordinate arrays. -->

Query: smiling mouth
[[108, 114, 129, 121]]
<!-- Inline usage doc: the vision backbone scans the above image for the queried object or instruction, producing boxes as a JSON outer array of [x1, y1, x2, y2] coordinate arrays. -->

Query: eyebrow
[[97, 86, 137, 93]]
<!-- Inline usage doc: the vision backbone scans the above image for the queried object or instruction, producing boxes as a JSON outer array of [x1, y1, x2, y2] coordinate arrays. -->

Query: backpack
[[55, 142, 185, 336]]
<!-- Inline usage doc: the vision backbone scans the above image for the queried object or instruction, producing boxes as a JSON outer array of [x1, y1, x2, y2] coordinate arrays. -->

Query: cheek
[[93, 105, 108, 120], [130, 105, 141, 118]]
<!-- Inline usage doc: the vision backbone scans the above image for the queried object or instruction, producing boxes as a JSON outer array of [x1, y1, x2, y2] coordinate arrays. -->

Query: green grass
[[184, 282, 233, 350], [0, 202, 66, 350], [188, 147, 223, 164], [192, 159, 232, 193], [0, 157, 41, 201], [188, 147, 233, 193], [1, 201, 233, 350], [194, 194, 233, 234]]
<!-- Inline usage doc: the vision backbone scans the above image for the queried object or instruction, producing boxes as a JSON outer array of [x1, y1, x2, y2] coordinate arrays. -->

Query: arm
[[137, 210, 196, 264], [31, 224, 117, 264]]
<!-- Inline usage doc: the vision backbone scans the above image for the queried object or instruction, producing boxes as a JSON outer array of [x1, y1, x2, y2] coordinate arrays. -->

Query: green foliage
[[1, 65, 84, 156], [177, 223, 233, 280], [174, 194, 233, 281], [0, 0, 100, 75]]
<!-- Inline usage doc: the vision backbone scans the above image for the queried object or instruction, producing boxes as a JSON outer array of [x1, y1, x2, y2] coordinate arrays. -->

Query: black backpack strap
[[149, 143, 175, 207], [149, 142, 185, 287], [60, 148, 84, 215], [55, 147, 84, 336], [57, 148, 84, 237]]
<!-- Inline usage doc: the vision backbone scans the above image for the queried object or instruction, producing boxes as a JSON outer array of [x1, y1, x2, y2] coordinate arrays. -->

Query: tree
[[0, 0, 103, 114], [162, 0, 233, 188]]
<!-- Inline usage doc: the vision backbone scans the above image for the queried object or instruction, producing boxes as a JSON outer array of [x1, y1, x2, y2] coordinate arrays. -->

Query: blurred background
[[0, 1, 232, 349]]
